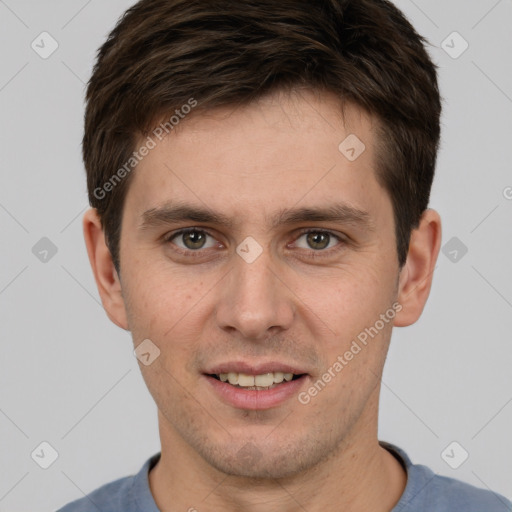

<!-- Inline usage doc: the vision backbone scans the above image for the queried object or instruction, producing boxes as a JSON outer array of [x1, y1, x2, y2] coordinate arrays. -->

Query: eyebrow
[[139, 201, 374, 232]]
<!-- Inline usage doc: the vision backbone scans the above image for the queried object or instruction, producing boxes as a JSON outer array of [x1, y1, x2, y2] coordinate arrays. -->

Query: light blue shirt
[[57, 441, 512, 511]]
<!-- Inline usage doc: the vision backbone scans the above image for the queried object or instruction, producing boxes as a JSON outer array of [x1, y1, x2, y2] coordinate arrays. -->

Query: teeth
[[216, 371, 299, 387], [255, 373, 274, 387], [273, 371, 284, 383], [238, 373, 255, 386]]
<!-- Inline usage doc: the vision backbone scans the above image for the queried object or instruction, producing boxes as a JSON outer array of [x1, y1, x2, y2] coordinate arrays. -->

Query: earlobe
[[394, 209, 442, 327], [82, 208, 129, 330]]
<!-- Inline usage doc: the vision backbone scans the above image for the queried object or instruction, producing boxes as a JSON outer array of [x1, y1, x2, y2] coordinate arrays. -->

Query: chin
[[197, 435, 335, 480]]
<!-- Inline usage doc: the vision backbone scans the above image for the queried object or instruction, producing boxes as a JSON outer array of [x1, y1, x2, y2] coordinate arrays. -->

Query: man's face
[[118, 89, 401, 478]]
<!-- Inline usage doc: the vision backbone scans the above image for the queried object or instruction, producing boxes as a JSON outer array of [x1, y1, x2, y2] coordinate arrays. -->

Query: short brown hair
[[84, 0, 441, 273]]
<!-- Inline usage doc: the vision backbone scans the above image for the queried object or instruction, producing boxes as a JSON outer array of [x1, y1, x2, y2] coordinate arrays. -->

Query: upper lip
[[205, 361, 309, 376]]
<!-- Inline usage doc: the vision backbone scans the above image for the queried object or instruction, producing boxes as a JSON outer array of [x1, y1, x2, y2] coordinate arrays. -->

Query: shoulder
[[416, 470, 512, 511], [57, 475, 133, 512], [381, 442, 512, 512], [56, 453, 160, 512]]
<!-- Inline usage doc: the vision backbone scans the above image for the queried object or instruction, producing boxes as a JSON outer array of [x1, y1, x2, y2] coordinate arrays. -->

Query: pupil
[[308, 232, 329, 250], [185, 231, 205, 249]]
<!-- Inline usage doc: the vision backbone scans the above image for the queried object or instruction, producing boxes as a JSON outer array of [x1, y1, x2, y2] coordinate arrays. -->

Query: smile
[[209, 371, 302, 390], [204, 372, 309, 410]]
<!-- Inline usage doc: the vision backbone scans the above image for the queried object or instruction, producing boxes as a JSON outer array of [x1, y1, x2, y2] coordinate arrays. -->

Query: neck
[[149, 398, 407, 511]]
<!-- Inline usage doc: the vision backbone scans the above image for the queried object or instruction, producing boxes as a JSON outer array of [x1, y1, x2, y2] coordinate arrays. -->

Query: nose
[[215, 245, 294, 340]]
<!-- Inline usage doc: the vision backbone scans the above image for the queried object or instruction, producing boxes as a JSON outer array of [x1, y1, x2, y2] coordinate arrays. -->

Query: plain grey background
[[0, 1, 511, 510]]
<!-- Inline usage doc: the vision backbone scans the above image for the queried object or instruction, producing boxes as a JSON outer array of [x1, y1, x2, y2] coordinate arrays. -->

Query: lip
[[204, 361, 308, 375], [203, 373, 309, 410]]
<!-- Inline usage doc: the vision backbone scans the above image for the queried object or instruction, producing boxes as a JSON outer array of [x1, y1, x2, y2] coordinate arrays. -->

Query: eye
[[293, 230, 343, 251], [163, 228, 346, 259], [166, 228, 218, 251]]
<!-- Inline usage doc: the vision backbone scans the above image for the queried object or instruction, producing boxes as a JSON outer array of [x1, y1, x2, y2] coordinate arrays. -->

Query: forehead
[[122, 89, 390, 230]]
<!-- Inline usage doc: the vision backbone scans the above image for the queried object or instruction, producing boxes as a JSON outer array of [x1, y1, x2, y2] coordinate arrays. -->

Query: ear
[[82, 208, 129, 330], [394, 209, 442, 327]]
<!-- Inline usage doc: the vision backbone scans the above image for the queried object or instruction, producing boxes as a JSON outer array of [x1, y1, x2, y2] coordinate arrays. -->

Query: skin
[[83, 88, 441, 512]]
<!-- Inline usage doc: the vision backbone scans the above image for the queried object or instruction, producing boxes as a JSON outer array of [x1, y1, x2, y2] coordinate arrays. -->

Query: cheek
[[125, 259, 206, 329], [127, 274, 207, 391], [300, 265, 397, 398], [308, 265, 393, 333]]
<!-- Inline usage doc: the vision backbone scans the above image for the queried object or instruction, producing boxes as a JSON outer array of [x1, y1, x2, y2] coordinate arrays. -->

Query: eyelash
[[163, 227, 346, 260]]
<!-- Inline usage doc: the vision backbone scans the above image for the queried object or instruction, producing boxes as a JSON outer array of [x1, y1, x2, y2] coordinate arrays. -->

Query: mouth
[[207, 371, 305, 391], [203, 367, 309, 410]]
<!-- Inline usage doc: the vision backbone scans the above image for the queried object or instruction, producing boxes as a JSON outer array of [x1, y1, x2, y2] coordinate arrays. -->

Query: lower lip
[[203, 375, 308, 410]]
